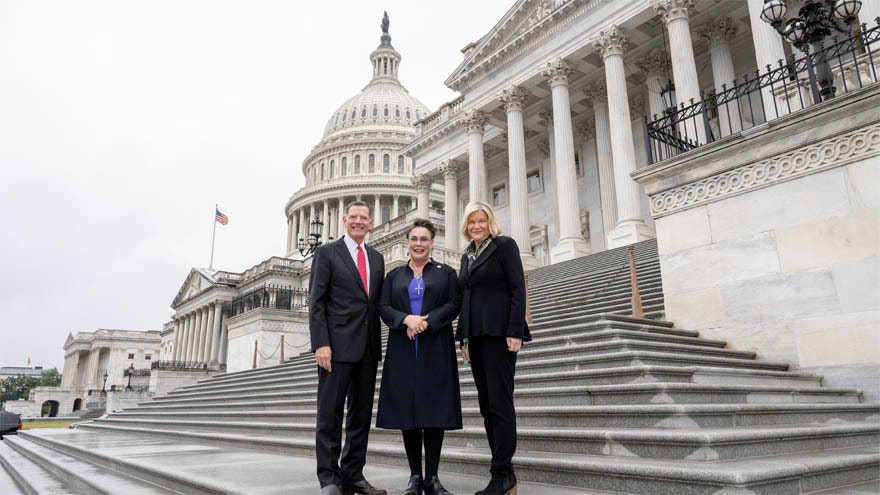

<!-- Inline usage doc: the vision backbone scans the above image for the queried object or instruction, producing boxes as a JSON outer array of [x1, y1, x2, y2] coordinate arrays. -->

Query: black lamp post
[[298, 216, 326, 256], [101, 371, 108, 395], [760, 0, 863, 101], [125, 363, 134, 391]]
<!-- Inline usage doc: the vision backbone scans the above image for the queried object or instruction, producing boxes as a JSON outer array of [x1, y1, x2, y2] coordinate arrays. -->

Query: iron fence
[[646, 20, 879, 164], [150, 360, 224, 372], [230, 283, 309, 317]]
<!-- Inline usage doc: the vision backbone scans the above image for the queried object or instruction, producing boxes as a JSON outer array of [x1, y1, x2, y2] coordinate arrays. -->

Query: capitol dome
[[283, 13, 444, 260], [320, 27, 430, 139]]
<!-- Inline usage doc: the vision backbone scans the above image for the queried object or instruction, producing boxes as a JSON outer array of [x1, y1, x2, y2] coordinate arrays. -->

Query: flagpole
[[209, 203, 218, 271]]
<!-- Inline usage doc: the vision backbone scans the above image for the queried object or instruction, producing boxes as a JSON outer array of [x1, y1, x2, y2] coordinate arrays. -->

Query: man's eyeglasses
[[408, 236, 432, 244]]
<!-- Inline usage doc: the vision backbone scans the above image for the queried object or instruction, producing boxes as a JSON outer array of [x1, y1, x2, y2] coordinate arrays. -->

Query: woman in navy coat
[[377, 218, 461, 495], [457, 201, 530, 495]]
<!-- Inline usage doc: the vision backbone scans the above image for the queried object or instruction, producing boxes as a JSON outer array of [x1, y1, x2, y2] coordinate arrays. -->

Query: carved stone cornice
[[636, 48, 669, 77], [591, 25, 628, 59], [582, 81, 607, 107], [648, 123, 880, 216], [652, 0, 696, 23], [542, 58, 574, 87], [500, 85, 529, 112], [464, 110, 488, 135], [697, 18, 738, 46]]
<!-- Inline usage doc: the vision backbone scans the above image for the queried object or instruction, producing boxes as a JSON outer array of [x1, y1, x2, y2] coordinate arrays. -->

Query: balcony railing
[[646, 20, 879, 164], [150, 361, 225, 372], [230, 284, 309, 317]]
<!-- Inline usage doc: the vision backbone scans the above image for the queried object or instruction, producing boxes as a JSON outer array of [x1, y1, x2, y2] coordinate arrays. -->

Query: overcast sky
[[0, 1, 512, 372]]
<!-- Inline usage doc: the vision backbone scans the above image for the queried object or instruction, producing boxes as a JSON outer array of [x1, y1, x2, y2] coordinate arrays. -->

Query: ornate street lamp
[[298, 216, 329, 256], [760, 0, 863, 100], [101, 371, 108, 395], [125, 363, 134, 391], [661, 80, 677, 114]]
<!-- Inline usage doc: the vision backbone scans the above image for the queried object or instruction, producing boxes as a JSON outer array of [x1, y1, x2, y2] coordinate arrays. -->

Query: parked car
[[0, 411, 22, 438]]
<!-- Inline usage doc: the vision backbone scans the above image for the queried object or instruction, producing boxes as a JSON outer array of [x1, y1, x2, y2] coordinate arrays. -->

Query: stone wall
[[226, 308, 310, 373], [635, 86, 880, 401]]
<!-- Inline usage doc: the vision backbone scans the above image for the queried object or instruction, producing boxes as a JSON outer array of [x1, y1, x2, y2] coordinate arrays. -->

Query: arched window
[[395, 107, 401, 118], [406, 109, 411, 121], [381, 206, 391, 224], [383, 154, 390, 173], [354, 155, 361, 174], [368, 154, 376, 173], [351, 109, 357, 120], [342, 111, 347, 122], [320, 163, 326, 181], [341, 157, 347, 176], [329, 159, 335, 178], [372, 106, 378, 117], [397, 155, 405, 174], [361, 108, 367, 118], [383, 107, 389, 117]]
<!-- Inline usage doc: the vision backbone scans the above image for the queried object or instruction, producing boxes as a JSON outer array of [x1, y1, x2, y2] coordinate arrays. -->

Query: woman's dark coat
[[456, 235, 531, 342], [376, 260, 462, 430]]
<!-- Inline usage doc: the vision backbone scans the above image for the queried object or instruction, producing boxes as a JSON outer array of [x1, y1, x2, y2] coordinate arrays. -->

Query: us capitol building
[[27, 0, 878, 416]]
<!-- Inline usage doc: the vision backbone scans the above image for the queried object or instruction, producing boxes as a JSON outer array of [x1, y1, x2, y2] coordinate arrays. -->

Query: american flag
[[215, 208, 229, 225]]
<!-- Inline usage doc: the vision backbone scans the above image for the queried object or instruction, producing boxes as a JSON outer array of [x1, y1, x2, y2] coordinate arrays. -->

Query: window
[[361, 108, 367, 118], [397, 156, 405, 174], [395, 107, 400, 118], [372, 106, 378, 117], [383, 154, 390, 173], [354, 155, 361, 174], [369, 154, 376, 173], [351, 109, 357, 120], [330, 159, 335, 178], [381, 206, 390, 224], [492, 183, 508, 207], [321, 163, 326, 181], [527, 169, 542, 193], [145, 354, 152, 361], [342, 111, 347, 122], [127, 353, 135, 360], [341, 157, 347, 176], [383, 107, 389, 117], [406, 109, 411, 121], [574, 151, 584, 177]]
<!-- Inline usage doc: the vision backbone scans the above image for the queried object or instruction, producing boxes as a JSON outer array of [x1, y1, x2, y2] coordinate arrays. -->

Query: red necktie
[[357, 245, 368, 296]]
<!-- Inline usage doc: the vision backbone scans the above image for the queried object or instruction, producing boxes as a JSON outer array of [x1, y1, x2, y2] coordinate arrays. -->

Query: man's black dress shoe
[[321, 484, 342, 495], [404, 474, 423, 495], [423, 475, 452, 495], [340, 479, 387, 495]]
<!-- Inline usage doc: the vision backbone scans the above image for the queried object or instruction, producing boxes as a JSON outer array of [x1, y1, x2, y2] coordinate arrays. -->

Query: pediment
[[171, 268, 216, 308], [445, 0, 588, 91], [63, 333, 75, 349]]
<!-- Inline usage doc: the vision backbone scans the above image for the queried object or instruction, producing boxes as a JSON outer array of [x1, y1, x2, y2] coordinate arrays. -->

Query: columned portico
[[465, 110, 488, 203], [439, 160, 461, 252], [500, 85, 542, 268], [592, 26, 654, 248]]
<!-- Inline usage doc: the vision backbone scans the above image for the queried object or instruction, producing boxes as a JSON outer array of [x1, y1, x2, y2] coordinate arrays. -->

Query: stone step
[[520, 338, 755, 362], [2, 434, 174, 495], [527, 268, 663, 303], [529, 314, 685, 337], [19, 428, 597, 495], [0, 438, 79, 495], [76, 423, 880, 494], [0, 455, 26, 495], [88, 417, 880, 462], [119, 403, 880, 429]]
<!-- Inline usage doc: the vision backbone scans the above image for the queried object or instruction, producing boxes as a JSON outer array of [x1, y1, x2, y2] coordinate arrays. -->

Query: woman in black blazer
[[377, 219, 461, 495], [457, 201, 530, 495]]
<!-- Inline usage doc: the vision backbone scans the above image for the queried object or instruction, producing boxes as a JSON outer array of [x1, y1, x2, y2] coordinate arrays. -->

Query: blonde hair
[[460, 201, 503, 241]]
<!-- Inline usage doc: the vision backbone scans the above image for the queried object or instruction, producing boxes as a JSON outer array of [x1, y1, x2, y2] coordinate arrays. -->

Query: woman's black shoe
[[474, 472, 516, 495], [423, 475, 452, 495], [404, 474, 423, 495]]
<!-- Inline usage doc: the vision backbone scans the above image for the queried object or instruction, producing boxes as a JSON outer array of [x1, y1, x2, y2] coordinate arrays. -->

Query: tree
[[40, 368, 62, 387], [0, 375, 41, 403]]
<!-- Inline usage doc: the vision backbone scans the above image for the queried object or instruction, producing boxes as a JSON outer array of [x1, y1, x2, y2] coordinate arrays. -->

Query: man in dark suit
[[310, 201, 386, 495]]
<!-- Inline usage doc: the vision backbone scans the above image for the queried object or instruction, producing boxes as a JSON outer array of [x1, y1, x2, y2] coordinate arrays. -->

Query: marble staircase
[[2, 239, 878, 494]]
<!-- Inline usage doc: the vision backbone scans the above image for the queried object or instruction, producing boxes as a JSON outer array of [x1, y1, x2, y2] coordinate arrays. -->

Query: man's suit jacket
[[309, 237, 385, 363], [456, 235, 531, 342]]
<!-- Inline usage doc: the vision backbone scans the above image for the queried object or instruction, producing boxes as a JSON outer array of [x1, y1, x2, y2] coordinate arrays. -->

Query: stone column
[[592, 25, 654, 248], [190, 310, 202, 362], [203, 306, 215, 363], [210, 303, 223, 362], [288, 213, 298, 256], [62, 352, 80, 387], [308, 204, 316, 243], [577, 119, 600, 250], [538, 111, 559, 242], [84, 350, 100, 389], [297, 208, 306, 248], [197, 306, 210, 362], [465, 110, 489, 203], [636, 49, 670, 121], [178, 314, 189, 362], [543, 58, 591, 262], [654, 0, 706, 144], [746, 0, 788, 120], [413, 175, 432, 220], [373, 195, 382, 223], [172, 318, 183, 361], [699, 18, 742, 137], [321, 200, 330, 244], [439, 160, 461, 252], [392, 195, 400, 220], [583, 83, 619, 238], [337, 198, 345, 237], [218, 314, 229, 365], [500, 85, 542, 268]]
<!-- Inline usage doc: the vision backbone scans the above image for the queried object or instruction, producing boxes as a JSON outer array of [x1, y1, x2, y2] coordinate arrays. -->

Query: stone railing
[[240, 257, 305, 280], [415, 95, 465, 136], [150, 361, 226, 372]]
